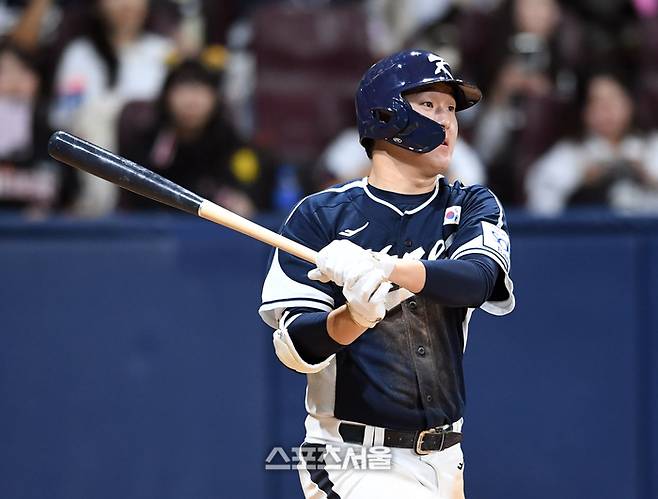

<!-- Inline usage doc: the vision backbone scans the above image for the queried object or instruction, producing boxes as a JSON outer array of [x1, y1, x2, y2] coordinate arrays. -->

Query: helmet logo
[[427, 54, 453, 79]]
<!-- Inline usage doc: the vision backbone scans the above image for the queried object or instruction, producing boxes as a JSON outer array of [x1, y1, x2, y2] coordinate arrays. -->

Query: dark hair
[[83, 3, 118, 87], [161, 59, 222, 95], [84, 0, 151, 88], [575, 67, 634, 104], [363, 138, 374, 158], [156, 58, 223, 127]]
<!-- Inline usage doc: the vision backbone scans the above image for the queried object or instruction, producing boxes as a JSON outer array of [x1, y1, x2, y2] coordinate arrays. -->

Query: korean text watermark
[[265, 444, 392, 471]]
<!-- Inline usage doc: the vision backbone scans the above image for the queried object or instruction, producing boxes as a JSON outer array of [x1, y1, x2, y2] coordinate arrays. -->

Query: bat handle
[[198, 200, 318, 264]]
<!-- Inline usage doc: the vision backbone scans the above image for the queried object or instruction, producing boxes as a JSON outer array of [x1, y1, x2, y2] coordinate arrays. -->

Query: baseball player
[[260, 49, 515, 499]]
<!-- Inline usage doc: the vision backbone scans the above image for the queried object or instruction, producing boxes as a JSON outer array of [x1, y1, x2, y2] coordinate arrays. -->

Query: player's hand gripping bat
[[47, 131, 318, 263]]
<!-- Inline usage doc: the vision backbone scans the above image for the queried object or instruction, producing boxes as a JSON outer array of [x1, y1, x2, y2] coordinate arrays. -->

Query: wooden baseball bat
[[47, 131, 317, 264]]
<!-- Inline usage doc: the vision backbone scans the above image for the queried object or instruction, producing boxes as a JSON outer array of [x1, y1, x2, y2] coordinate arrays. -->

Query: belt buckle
[[415, 428, 445, 455]]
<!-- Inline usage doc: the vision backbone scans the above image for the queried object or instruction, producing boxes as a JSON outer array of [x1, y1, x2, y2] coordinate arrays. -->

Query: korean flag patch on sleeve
[[481, 221, 511, 272], [443, 206, 462, 225]]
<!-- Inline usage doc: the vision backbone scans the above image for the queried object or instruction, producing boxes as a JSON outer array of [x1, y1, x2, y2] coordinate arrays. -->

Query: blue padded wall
[[0, 213, 656, 499]]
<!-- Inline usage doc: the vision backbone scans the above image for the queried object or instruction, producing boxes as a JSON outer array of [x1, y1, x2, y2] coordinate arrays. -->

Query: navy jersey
[[260, 177, 514, 430]]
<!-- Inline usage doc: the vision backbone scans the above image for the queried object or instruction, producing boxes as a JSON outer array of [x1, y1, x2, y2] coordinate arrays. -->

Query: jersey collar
[[362, 176, 441, 216]]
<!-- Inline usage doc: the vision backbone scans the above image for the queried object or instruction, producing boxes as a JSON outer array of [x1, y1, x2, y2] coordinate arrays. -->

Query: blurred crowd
[[2, 0, 658, 219]]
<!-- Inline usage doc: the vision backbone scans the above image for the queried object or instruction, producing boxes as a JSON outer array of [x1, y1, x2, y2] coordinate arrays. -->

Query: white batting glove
[[307, 240, 396, 287], [343, 270, 393, 328]]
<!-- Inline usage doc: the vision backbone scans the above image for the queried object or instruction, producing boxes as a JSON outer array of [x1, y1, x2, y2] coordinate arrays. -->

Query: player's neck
[[368, 152, 438, 194]]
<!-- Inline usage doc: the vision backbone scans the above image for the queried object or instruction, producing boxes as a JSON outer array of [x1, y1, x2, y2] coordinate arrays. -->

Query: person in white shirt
[[51, 0, 173, 216], [526, 73, 658, 214]]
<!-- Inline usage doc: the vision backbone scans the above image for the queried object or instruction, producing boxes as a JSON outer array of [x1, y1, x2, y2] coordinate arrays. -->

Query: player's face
[[405, 84, 458, 174]]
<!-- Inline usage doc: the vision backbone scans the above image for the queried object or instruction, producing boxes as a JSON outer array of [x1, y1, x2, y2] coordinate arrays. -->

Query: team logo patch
[[481, 221, 511, 269], [443, 206, 461, 225]]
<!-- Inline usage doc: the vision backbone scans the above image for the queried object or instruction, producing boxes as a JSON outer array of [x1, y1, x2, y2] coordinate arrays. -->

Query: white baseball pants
[[297, 438, 465, 499]]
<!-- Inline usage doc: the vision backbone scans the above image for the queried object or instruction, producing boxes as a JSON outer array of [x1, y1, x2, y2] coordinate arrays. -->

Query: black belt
[[338, 422, 462, 455]]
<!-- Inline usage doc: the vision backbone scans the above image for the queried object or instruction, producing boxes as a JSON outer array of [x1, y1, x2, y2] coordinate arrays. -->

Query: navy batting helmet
[[356, 49, 482, 156]]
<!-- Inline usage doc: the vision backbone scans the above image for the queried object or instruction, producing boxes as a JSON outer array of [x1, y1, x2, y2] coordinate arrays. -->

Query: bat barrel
[[48, 131, 319, 265], [48, 131, 205, 215]]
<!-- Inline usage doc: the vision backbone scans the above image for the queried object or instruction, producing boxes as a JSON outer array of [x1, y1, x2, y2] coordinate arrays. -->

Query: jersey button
[[417, 346, 426, 356], [426, 395, 433, 402], [404, 239, 413, 247], [408, 300, 417, 310]]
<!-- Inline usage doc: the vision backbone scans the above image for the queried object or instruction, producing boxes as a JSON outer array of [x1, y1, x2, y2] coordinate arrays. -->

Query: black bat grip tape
[[48, 131, 204, 215]]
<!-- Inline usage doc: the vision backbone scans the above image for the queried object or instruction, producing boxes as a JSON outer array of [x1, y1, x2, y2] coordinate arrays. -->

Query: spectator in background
[[50, 0, 173, 216], [570, 0, 640, 70], [365, 0, 457, 56], [470, 0, 581, 205], [0, 41, 77, 215], [526, 73, 658, 214], [119, 53, 275, 218]]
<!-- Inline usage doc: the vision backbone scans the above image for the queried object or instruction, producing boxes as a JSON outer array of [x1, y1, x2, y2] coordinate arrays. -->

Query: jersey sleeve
[[446, 186, 515, 315], [259, 199, 341, 328]]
